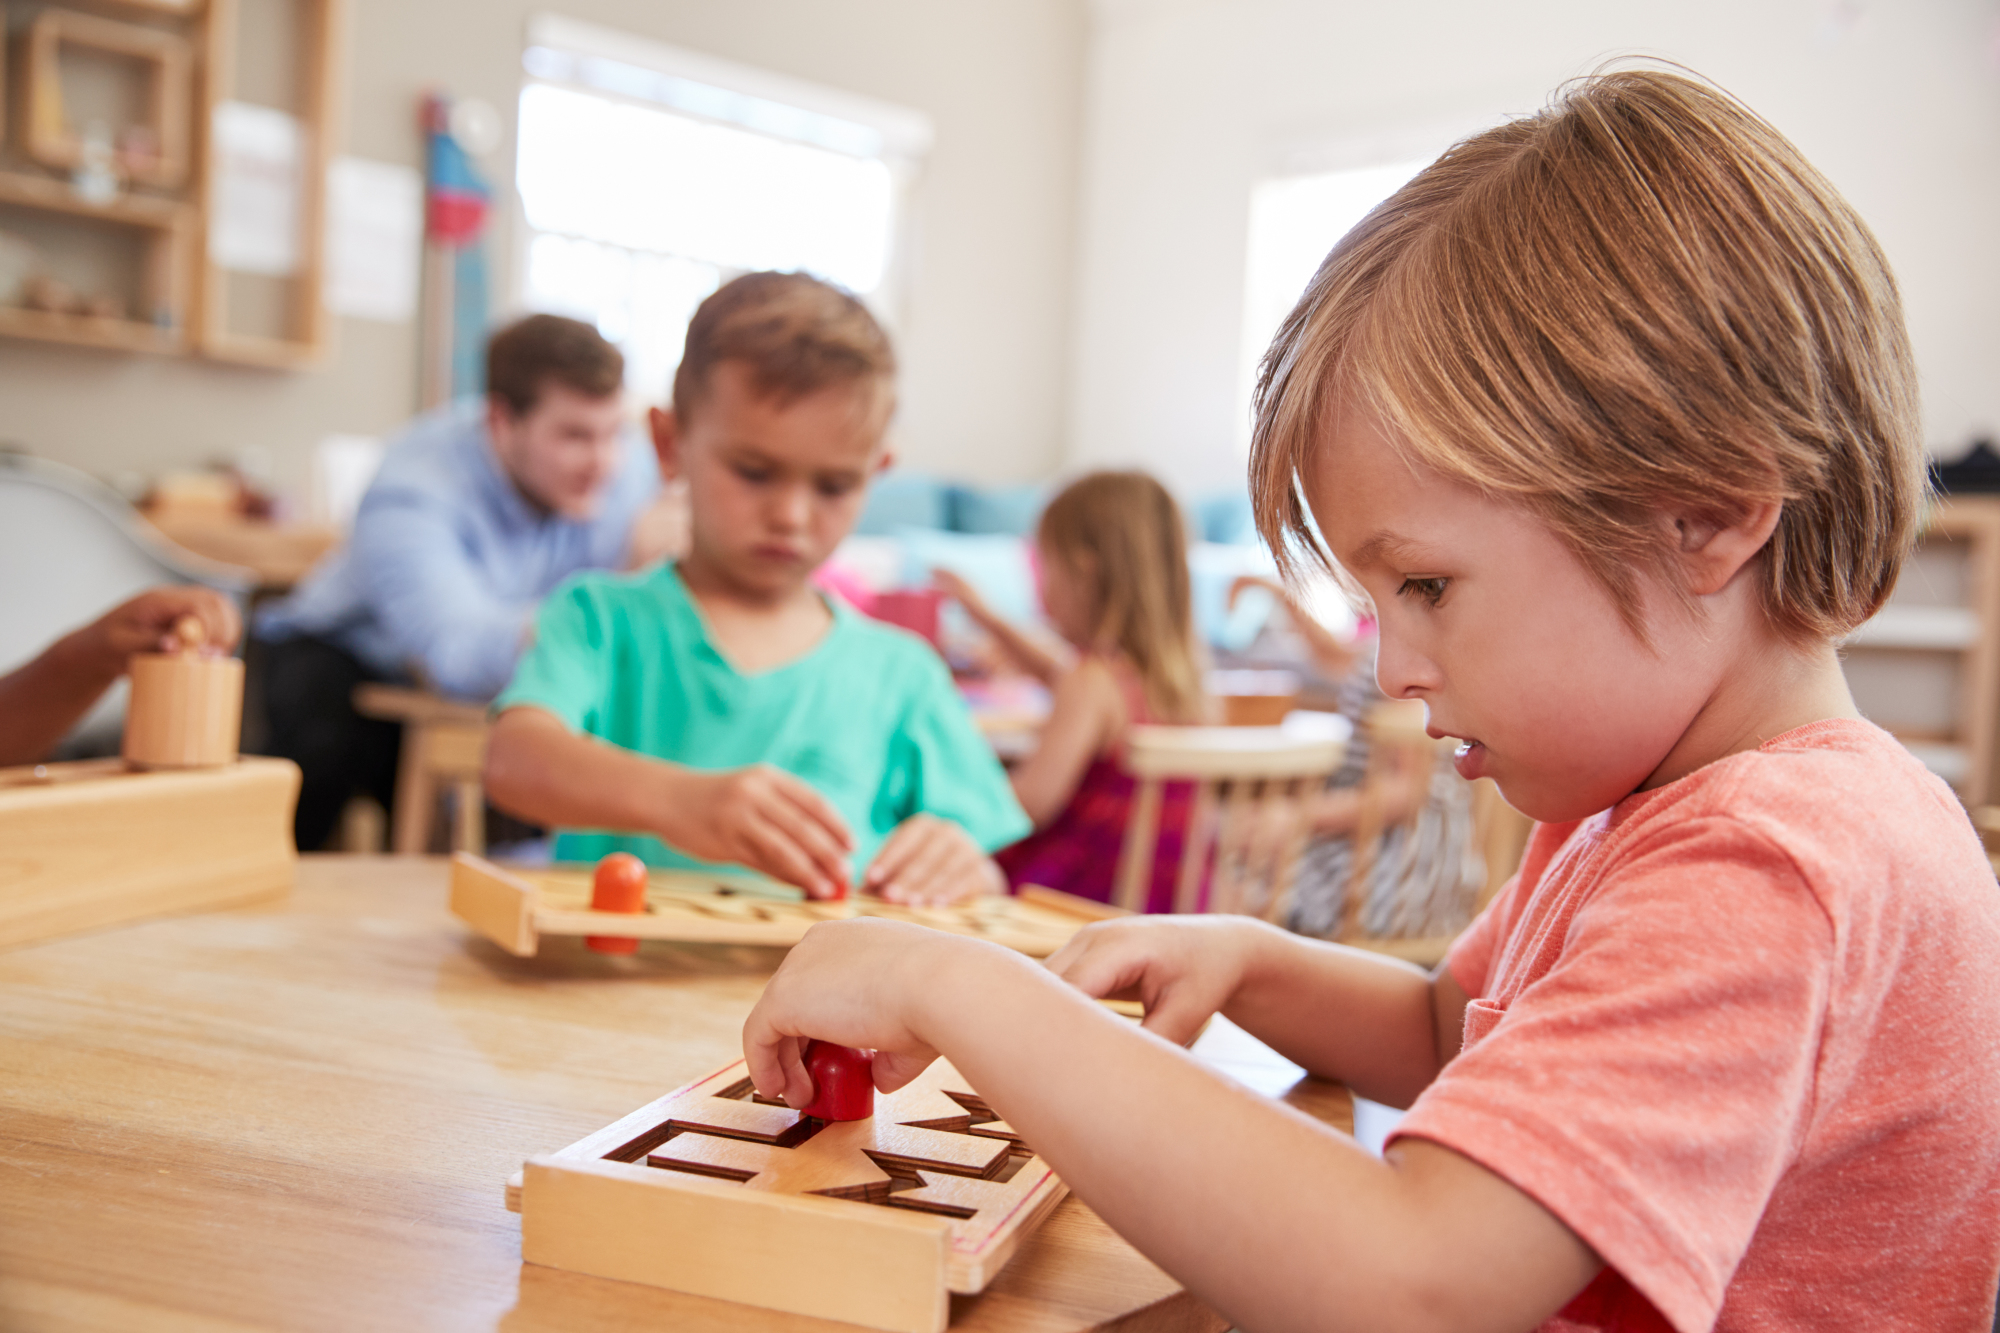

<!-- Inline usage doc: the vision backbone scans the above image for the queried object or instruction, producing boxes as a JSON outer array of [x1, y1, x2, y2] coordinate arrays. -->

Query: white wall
[[0, 0, 1085, 496], [1069, 0, 2000, 496]]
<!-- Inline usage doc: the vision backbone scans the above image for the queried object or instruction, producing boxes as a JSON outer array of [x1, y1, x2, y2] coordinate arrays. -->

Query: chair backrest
[[1113, 714, 1349, 918], [0, 454, 249, 752]]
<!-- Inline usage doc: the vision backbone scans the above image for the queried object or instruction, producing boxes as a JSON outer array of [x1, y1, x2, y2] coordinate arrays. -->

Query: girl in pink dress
[[940, 471, 1211, 911]]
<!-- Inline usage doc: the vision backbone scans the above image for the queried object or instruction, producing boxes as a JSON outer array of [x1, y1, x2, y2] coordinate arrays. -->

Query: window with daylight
[[513, 17, 931, 401], [1234, 157, 1432, 453]]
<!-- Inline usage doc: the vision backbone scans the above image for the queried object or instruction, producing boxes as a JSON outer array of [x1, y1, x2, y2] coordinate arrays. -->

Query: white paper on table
[[325, 157, 423, 322], [209, 101, 303, 275]]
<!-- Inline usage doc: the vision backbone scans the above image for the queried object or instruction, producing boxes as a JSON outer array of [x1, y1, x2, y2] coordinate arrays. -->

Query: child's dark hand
[[665, 764, 854, 899], [88, 586, 241, 671], [864, 814, 999, 905], [1044, 915, 1263, 1045], [744, 918, 974, 1105]]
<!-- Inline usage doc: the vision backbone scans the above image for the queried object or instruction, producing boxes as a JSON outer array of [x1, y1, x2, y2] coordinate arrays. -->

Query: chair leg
[[1113, 778, 1163, 913], [391, 725, 434, 856], [451, 779, 484, 854]]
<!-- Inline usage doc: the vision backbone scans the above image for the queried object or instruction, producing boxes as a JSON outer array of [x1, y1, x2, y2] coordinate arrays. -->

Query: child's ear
[[649, 406, 681, 480], [1669, 502, 1782, 597], [873, 445, 896, 476]]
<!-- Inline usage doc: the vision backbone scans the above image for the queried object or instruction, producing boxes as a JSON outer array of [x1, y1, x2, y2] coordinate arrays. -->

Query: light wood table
[[0, 856, 1350, 1332]]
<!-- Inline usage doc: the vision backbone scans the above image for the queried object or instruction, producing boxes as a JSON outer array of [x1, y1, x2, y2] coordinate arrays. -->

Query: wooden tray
[[0, 756, 299, 950], [450, 853, 1122, 958], [508, 1056, 1066, 1333]]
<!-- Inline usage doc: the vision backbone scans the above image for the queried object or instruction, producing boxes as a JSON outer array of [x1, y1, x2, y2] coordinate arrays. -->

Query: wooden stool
[[351, 685, 489, 855]]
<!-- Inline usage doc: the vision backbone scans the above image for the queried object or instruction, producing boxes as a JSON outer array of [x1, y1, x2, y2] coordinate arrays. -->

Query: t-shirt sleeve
[[492, 578, 609, 734], [1392, 817, 1836, 1333], [877, 648, 1032, 853]]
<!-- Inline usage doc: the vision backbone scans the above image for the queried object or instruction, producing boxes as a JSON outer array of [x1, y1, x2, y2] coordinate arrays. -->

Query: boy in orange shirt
[[740, 71, 2000, 1330]]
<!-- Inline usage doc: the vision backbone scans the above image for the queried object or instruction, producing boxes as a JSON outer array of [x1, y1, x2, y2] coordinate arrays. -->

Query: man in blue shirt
[[256, 314, 668, 849]]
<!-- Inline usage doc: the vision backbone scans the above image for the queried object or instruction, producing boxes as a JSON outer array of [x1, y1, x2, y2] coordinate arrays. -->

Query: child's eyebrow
[[1346, 530, 1436, 572]]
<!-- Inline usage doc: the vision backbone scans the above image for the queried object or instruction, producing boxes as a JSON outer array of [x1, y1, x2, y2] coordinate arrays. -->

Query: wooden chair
[[351, 684, 489, 854], [1112, 718, 1349, 918]]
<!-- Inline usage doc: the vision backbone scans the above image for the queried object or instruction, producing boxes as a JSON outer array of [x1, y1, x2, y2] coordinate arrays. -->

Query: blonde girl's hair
[[1249, 68, 1923, 644], [1038, 472, 1209, 724]]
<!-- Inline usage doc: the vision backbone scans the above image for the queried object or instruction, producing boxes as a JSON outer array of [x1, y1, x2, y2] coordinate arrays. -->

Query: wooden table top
[[0, 855, 1350, 1332]]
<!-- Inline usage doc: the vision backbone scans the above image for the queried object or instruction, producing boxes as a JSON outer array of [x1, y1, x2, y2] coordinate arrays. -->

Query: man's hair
[[672, 271, 895, 420], [486, 314, 624, 416], [1038, 471, 1207, 725], [1249, 68, 1923, 644]]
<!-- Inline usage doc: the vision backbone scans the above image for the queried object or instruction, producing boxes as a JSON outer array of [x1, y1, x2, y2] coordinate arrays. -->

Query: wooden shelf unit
[[0, 0, 341, 365], [1842, 495, 2000, 806], [0, 168, 192, 351]]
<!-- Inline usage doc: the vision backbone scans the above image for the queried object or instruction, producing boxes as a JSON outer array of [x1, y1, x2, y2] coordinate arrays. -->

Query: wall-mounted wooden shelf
[[0, 0, 340, 368], [21, 8, 194, 190], [0, 170, 191, 352]]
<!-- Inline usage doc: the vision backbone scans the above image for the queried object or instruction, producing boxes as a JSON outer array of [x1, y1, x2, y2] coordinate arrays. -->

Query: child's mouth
[[1452, 740, 1487, 780]]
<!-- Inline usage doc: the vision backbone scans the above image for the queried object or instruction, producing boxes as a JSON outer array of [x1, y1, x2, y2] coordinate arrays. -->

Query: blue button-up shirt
[[257, 400, 660, 700]]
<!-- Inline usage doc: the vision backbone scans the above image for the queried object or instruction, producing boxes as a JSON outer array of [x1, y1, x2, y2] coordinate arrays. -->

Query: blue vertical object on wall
[[423, 93, 492, 401]]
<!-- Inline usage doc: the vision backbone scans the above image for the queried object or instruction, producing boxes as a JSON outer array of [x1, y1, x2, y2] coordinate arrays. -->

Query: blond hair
[[1038, 472, 1208, 724], [673, 271, 895, 420], [1250, 68, 1923, 644]]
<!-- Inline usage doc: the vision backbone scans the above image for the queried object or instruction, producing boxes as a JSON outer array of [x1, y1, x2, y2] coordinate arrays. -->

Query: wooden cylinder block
[[123, 653, 244, 769]]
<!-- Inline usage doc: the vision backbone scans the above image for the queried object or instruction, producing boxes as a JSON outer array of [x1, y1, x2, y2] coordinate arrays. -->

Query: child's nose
[[768, 483, 811, 531], [1373, 629, 1442, 700]]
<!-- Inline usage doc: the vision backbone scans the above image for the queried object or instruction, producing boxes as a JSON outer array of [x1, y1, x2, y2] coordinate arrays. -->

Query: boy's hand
[[1044, 915, 1265, 1045], [864, 814, 999, 905], [745, 919, 985, 1105], [664, 764, 855, 900]]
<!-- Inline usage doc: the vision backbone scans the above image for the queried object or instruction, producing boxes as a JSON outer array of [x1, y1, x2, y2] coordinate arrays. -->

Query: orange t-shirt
[[1394, 719, 2000, 1332]]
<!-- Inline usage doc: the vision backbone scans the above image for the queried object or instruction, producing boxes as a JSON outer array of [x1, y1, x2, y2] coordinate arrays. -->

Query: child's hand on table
[[664, 764, 856, 900], [745, 918, 972, 1103], [1044, 916, 1263, 1045], [863, 814, 1001, 905]]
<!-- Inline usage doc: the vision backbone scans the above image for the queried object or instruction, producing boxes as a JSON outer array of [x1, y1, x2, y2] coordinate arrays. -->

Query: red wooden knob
[[586, 852, 648, 954], [801, 1041, 874, 1121]]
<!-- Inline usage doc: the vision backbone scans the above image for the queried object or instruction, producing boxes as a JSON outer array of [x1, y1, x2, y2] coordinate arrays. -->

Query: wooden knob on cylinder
[[122, 625, 242, 769]]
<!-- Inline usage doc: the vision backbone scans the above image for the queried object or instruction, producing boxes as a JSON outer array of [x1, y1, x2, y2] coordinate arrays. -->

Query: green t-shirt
[[495, 563, 1030, 875]]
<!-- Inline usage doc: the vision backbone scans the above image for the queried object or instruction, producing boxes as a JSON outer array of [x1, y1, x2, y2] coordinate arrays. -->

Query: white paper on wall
[[209, 101, 304, 275], [324, 157, 422, 322]]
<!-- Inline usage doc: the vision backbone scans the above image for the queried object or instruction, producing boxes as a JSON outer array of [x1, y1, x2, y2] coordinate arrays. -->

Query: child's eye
[[816, 478, 859, 499], [733, 465, 773, 484], [1397, 576, 1449, 607]]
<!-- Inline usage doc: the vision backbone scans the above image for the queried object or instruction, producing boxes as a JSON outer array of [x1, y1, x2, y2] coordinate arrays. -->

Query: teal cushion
[[856, 472, 949, 535], [947, 483, 1045, 535]]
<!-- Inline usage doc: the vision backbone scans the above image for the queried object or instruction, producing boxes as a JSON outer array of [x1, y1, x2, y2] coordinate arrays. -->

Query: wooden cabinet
[[1842, 496, 2000, 806]]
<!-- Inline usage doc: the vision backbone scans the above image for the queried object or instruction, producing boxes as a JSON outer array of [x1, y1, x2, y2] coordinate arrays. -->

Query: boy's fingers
[[880, 834, 966, 904], [865, 820, 920, 886], [742, 816, 837, 898], [774, 773, 854, 851], [758, 795, 852, 896]]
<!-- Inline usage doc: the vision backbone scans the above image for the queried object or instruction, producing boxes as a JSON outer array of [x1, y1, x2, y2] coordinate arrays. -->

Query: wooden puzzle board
[[451, 853, 1121, 959], [510, 1057, 1067, 1332]]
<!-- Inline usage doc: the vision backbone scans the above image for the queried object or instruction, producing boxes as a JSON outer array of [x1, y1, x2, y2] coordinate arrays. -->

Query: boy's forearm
[[914, 944, 1586, 1333], [1222, 924, 1445, 1108], [484, 708, 678, 839]]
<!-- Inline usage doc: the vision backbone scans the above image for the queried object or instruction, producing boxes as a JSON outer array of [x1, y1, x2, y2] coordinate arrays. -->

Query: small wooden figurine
[[509, 1054, 1066, 1332], [801, 1041, 875, 1121], [122, 615, 243, 769], [584, 851, 648, 953]]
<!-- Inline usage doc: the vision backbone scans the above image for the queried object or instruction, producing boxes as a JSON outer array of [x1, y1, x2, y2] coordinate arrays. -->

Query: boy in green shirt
[[485, 273, 1028, 905]]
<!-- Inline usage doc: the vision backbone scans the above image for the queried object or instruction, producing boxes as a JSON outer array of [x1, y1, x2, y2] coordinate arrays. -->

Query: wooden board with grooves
[[508, 1055, 1068, 1333], [449, 852, 1123, 959]]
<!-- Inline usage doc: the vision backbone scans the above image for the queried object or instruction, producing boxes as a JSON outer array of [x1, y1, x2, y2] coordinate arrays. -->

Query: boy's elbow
[[481, 716, 538, 816]]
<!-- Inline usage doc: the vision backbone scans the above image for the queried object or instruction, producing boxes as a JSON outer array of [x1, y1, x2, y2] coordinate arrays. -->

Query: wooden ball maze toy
[[508, 1051, 1068, 1333], [450, 852, 1125, 958]]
